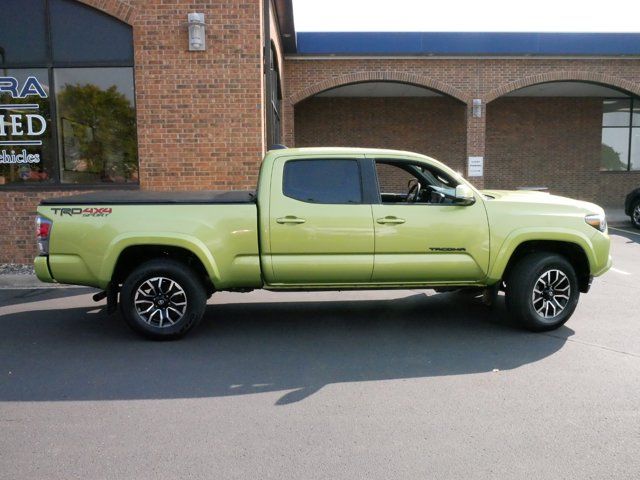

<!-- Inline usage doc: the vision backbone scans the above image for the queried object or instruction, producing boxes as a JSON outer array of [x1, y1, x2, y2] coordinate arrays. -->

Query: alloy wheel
[[531, 269, 571, 319], [134, 276, 188, 328]]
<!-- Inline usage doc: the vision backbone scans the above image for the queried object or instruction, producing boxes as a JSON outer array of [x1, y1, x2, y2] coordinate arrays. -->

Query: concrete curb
[[0, 274, 83, 290]]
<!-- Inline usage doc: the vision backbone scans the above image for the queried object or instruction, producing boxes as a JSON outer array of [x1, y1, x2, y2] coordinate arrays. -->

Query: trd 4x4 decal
[[50, 207, 112, 217]]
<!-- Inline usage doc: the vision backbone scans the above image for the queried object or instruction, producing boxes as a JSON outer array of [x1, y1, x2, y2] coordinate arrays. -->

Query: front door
[[267, 156, 375, 285], [370, 157, 490, 284]]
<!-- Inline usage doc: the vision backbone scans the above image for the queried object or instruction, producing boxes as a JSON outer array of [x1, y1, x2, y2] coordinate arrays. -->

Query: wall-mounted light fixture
[[188, 13, 206, 51], [472, 98, 482, 118]]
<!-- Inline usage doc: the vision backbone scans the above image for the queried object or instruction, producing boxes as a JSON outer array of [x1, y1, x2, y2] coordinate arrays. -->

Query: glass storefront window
[[601, 98, 640, 171], [601, 128, 630, 171], [0, 0, 137, 188], [0, 69, 54, 185], [50, 0, 134, 64], [0, 0, 48, 66], [631, 129, 640, 171], [602, 99, 632, 127], [55, 68, 138, 184]]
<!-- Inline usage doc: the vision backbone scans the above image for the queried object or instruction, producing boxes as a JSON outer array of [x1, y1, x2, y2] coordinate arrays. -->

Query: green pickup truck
[[34, 147, 611, 339]]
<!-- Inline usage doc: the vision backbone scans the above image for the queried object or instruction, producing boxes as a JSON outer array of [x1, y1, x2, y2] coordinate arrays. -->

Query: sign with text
[[468, 156, 483, 177], [0, 75, 48, 166]]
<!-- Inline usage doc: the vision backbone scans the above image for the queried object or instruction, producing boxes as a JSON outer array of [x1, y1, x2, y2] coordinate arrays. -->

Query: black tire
[[631, 199, 640, 229], [505, 252, 579, 332], [119, 259, 207, 340]]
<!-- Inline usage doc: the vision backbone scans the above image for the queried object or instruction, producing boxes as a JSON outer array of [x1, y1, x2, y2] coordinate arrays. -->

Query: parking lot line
[[611, 267, 632, 276], [609, 226, 640, 236]]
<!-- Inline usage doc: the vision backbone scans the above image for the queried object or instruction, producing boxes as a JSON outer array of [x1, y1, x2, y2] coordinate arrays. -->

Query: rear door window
[[283, 159, 362, 204]]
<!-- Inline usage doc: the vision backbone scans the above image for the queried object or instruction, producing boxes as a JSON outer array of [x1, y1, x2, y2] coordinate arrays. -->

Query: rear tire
[[505, 252, 579, 332], [119, 259, 207, 340], [631, 199, 640, 229]]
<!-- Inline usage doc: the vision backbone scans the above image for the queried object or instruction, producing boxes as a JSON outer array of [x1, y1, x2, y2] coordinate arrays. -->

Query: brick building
[[1, 0, 640, 263]]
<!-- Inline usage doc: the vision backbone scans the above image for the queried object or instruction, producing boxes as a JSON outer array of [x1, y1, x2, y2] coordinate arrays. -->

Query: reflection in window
[[0, 0, 48, 65], [602, 99, 631, 127], [631, 129, 640, 171], [55, 68, 138, 184], [601, 98, 640, 171], [50, 0, 134, 64]]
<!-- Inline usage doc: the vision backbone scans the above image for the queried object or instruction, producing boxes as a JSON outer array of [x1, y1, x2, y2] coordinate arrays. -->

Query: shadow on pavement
[[0, 287, 96, 308], [0, 292, 573, 405], [609, 226, 640, 245]]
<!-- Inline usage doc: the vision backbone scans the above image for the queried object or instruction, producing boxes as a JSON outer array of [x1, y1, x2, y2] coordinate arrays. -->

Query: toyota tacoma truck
[[34, 147, 612, 339]]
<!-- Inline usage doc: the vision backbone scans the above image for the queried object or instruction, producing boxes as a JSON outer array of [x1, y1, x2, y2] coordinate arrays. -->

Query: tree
[[600, 143, 627, 171], [57, 83, 137, 182]]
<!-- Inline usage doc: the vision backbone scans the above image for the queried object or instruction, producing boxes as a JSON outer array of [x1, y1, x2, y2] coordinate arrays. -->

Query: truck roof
[[267, 146, 431, 158]]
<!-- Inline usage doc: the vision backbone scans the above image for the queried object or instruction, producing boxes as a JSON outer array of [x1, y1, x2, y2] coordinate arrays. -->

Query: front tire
[[631, 199, 640, 229], [505, 253, 579, 332], [119, 259, 207, 340]]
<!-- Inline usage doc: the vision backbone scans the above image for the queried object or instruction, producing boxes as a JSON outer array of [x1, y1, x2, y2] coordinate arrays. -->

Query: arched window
[[0, 0, 137, 186]]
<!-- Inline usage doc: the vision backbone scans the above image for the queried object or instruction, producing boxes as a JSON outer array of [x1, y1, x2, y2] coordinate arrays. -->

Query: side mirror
[[454, 184, 476, 206]]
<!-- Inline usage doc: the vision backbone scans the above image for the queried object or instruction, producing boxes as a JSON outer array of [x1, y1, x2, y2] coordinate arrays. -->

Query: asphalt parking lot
[[1, 226, 639, 480]]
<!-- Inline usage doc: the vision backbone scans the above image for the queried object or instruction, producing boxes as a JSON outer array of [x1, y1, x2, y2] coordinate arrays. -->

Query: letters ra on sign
[[468, 156, 483, 177], [0, 76, 48, 99]]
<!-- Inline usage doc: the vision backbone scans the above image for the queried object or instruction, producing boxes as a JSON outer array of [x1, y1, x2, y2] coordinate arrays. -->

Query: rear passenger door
[[267, 155, 375, 285]]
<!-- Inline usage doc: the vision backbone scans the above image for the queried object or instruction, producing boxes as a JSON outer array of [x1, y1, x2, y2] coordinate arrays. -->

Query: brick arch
[[485, 71, 640, 103], [75, 0, 135, 24], [287, 72, 470, 105]]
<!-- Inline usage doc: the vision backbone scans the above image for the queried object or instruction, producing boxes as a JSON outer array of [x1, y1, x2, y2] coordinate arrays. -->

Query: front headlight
[[585, 213, 607, 232]]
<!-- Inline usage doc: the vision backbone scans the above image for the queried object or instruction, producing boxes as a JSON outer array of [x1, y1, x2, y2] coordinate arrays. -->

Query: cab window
[[283, 159, 362, 204], [375, 160, 459, 205]]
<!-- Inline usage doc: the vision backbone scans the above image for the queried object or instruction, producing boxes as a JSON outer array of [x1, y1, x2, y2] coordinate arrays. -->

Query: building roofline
[[273, 0, 297, 53], [295, 32, 640, 57]]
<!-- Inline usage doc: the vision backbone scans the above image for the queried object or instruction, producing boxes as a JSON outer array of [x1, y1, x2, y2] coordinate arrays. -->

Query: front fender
[[98, 233, 221, 289], [486, 227, 597, 283]]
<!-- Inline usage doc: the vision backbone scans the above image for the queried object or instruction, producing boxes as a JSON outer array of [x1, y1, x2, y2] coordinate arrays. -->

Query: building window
[[601, 98, 640, 171], [0, 0, 137, 187], [267, 43, 282, 148]]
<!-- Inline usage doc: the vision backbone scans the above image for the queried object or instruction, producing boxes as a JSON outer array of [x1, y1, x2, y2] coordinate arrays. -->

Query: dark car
[[625, 188, 640, 229]]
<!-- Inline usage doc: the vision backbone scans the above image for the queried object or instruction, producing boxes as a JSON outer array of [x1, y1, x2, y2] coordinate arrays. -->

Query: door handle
[[376, 216, 406, 225], [276, 216, 306, 224]]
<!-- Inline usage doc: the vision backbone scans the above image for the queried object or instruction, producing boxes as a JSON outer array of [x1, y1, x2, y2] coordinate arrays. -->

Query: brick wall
[[133, 0, 264, 191], [1, 189, 103, 264], [285, 58, 640, 207], [295, 97, 466, 172], [0, 0, 265, 264], [485, 97, 603, 202]]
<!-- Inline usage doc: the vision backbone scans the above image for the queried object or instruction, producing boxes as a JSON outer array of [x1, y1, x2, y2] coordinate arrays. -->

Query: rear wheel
[[505, 253, 579, 331], [119, 259, 207, 340], [631, 199, 640, 229]]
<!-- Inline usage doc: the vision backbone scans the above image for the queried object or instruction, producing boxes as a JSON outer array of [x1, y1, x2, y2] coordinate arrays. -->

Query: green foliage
[[57, 83, 137, 181], [600, 143, 627, 171]]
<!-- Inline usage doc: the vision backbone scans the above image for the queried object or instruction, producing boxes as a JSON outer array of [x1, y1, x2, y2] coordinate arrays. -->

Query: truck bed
[[40, 190, 255, 205]]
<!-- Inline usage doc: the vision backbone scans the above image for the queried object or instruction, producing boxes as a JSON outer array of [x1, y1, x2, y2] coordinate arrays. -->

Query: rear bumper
[[34, 256, 55, 283]]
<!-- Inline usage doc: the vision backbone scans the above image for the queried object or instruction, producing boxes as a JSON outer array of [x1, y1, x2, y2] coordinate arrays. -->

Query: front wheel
[[631, 199, 640, 229], [505, 253, 579, 331], [119, 259, 207, 340]]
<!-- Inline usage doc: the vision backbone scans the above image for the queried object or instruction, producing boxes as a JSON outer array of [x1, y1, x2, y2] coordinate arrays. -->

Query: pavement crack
[[542, 332, 640, 359]]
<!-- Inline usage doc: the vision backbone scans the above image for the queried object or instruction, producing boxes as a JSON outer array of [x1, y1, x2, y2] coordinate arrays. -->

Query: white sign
[[0, 76, 48, 164], [468, 156, 483, 177]]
